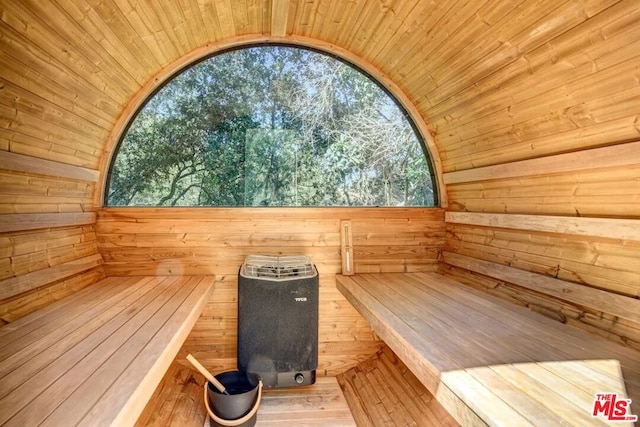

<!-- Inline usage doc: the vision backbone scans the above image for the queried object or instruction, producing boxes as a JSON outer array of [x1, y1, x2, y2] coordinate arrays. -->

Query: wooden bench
[[337, 273, 640, 426], [0, 275, 214, 426]]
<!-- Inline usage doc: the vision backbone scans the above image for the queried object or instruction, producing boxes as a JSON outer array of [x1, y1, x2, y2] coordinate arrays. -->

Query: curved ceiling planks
[[2, 1, 637, 181]]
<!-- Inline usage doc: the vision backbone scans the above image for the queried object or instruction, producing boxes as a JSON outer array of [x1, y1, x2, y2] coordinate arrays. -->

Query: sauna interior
[[1, 1, 639, 426]]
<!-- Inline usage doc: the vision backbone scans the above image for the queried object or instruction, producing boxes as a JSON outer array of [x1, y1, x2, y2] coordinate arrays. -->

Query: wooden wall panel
[[439, 261, 640, 352], [97, 207, 445, 375], [446, 223, 640, 296], [0, 152, 104, 322], [0, 226, 105, 323], [442, 251, 640, 325], [96, 208, 445, 276], [447, 165, 640, 217], [0, 170, 95, 214], [0, 266, 104, 325], [446, 212, 640, 242], [425, 0, 640, 171], [0, 226, 98, 279], [442, 222, 640, 349], [440, 133, 640, 349], [443, 141, 640, 185], [0, 151, 100, 182]]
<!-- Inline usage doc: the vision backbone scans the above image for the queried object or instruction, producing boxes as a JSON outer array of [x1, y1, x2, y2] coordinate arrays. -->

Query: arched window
[[106, 45, 438, 207]]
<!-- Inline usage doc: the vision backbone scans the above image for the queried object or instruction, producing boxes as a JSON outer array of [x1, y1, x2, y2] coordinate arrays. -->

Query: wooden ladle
[[186, 354, 230, 395]]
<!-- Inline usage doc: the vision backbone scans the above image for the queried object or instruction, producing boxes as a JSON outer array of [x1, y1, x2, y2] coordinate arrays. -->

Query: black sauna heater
[[238, 255, 318, 388]]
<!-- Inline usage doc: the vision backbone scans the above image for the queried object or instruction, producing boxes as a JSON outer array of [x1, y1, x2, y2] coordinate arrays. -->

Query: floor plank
[[337, 346, 459, 427], [256, 377, 356, 426], [136, 361, 208, 427]]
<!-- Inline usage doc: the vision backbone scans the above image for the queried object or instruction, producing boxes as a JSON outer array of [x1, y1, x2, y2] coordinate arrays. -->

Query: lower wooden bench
[[0, 275, 214, 426], [337, 273, 640, 426]]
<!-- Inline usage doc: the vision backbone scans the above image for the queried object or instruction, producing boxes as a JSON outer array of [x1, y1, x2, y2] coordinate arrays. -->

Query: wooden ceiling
[[1, 0, 638, 196]]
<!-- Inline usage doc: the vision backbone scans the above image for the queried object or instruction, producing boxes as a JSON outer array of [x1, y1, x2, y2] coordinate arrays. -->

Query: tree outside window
[[107, 45, 437, 207]]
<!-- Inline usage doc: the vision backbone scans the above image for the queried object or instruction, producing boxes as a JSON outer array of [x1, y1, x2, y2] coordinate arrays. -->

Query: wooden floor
[[337, 273, 640, 426], [249, 376, 355, 426], [136, 362, 208, 426], [0, 275, 214, 427], [139, 361, 356, 426], [337, 346, 459, 427]]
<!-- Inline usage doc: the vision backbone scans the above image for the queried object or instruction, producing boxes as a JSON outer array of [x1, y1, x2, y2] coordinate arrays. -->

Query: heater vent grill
[[241, 255, 315, 280]]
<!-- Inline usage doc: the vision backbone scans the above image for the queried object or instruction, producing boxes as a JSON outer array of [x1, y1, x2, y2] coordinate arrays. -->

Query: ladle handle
[[186, 353, 228, 395]]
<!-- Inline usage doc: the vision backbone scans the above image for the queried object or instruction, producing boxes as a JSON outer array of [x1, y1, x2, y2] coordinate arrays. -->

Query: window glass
[[107, 45, 437, 207]]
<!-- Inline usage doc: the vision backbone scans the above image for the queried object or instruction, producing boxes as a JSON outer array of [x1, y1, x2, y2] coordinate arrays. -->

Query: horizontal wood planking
[[0, 212, 96, 233], [0, 147, 104, 318], [1, 225, 99, 279], [1, 0, 121, 167], [446, 212, 640, 242], [0, 170, 95, 214], [442, 251, 640, 325], [0, 151, 99, 182], [410, 1, 625, 107], [0, 253, 102, 300], [443, 141, 640, 184], [427, 0, 640, 171], [105, 207, 447, 377], [419, 0, 638, 119], [0, 225, 105, 322], [96, 207, 445, 276], [445, 223, 640, 297], [446, 164, 640, 217], [0, 66, 113, 140], [0, 266, 105, 325]]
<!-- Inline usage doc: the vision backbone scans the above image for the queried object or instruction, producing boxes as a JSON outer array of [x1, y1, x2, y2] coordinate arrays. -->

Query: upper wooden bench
[[0, 275, 214, 426], [337, 273, 640, 426]]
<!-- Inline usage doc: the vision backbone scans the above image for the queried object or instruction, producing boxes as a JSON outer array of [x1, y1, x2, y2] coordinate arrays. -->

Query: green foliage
[[107, 46, 436, 207]]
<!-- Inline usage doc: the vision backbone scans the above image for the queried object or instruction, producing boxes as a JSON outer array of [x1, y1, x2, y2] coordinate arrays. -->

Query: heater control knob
[[294, 373, 304, 384]]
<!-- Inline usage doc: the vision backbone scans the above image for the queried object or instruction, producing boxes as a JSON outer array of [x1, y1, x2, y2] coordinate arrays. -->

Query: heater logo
[[294, 297, 307, 302], [592, 393, 637, 422]]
